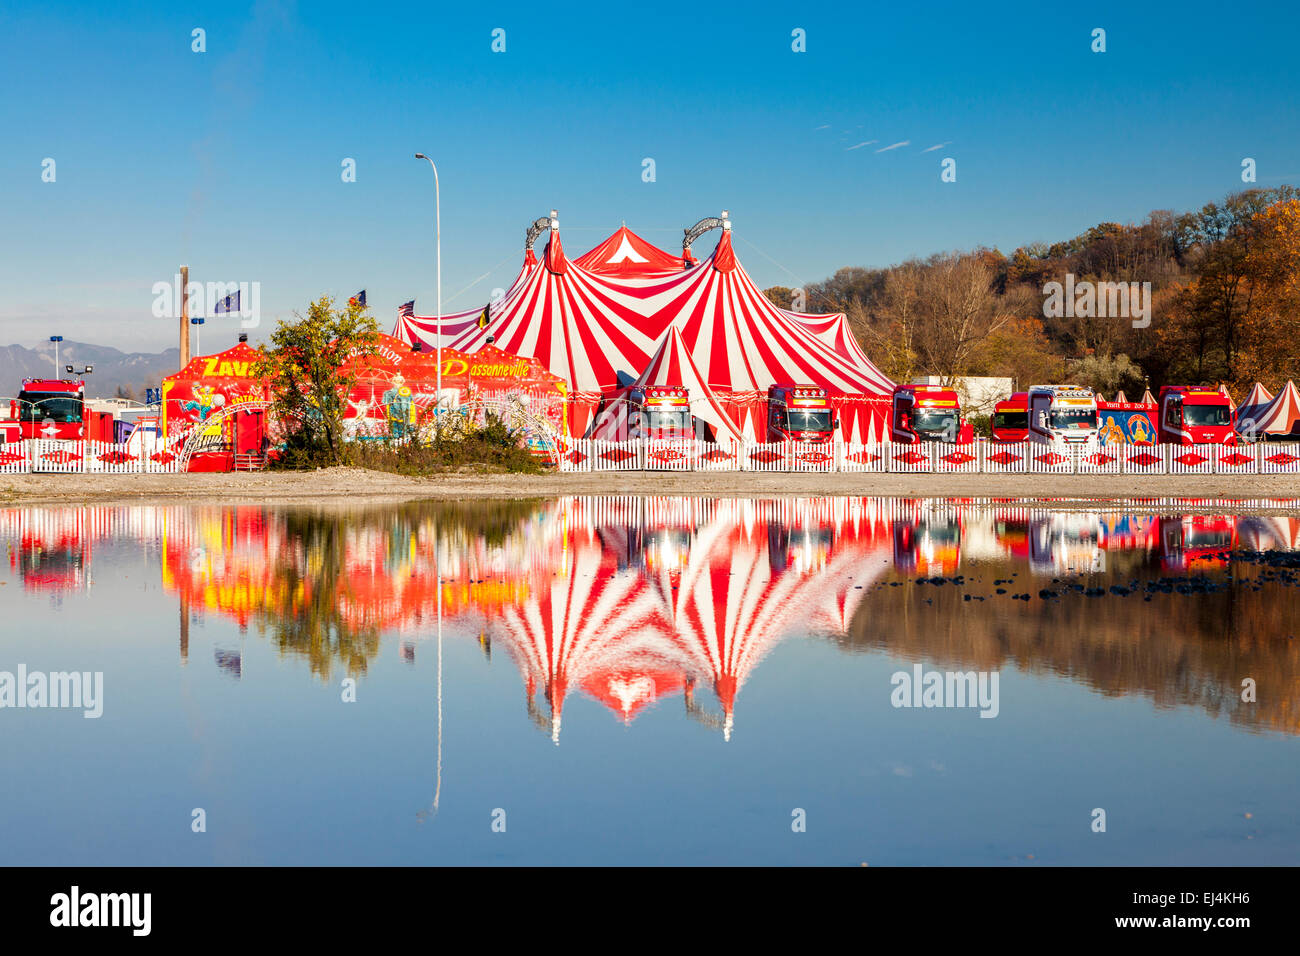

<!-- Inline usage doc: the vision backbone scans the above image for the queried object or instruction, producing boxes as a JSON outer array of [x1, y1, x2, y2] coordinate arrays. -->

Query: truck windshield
[[1184, 404, 1230, 427], [1050, 408, 1095, 429], [993, 410, 1027, 431], [646, 409, 689, 431], [787, 409, 831, 432], [18, 392, 83, 422], [912, 409, 958, 437]]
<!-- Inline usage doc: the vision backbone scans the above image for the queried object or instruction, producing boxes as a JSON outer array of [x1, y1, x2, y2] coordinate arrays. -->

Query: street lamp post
[[191, 317, 205, 358], [414, 153, 441, 426], [50, 335, 63, 376]]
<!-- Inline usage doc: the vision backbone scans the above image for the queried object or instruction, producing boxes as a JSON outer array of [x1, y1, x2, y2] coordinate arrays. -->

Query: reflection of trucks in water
[[1158, 386, 1236, 445], [1029, 513, 1105, 574], [1028, 385, 1098, 448], [767, 522, 833, 574], [991, 392, 1029, 442], [767, 385, 836, 443], [890, 385, 973, 443], [1159, 515, 1236, 572], [892, 511, 961, 576]]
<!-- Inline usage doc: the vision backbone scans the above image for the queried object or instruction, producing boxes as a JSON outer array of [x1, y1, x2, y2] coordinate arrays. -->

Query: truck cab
[[13, 378, 87, 440], [1158, 386, 1236, 445], [1027, 385, 1098, 448], [991, 392, 1028, 442], [767, 384, 836, 443], [628, 385, 693, 440], [891, 384, 973, 443]]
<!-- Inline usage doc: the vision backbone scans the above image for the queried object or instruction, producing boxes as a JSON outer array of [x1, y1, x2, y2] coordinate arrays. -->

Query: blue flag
[[349, 290, 367, 308], [214, 290, 240, 314]]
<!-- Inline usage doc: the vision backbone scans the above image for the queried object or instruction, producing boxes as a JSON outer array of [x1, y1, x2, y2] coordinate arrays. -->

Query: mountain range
[[0, 341, 183, 402]]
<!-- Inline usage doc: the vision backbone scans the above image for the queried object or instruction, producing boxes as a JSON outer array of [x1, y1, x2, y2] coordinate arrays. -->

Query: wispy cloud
[[920, 141, 951, 153], [845, 140, 878, 151], [875, 140, 910, 153], [813, 124, 830, 130]]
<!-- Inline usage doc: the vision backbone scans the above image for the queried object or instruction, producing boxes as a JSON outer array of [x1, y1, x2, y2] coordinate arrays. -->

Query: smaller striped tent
[[590, 326, 743, 442]]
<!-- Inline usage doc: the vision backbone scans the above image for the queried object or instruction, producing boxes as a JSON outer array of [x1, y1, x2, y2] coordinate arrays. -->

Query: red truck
[[626, 385, 694, 439], [991, 392, 1028, 442], [11, 378, 88, 439], [5, 378, 120, 442], [891, 384, 973, 443], [1157, 386, 1236, 445], [767, 384, 837, 443]]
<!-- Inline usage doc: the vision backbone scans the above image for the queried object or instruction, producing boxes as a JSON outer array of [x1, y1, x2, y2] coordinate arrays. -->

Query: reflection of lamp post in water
[[418, 514, 443, 823]]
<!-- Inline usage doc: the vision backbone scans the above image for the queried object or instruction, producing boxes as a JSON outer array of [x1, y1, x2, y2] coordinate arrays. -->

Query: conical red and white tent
[[1218, 383, 1237, 413], [1251, 380, 1300, 437], [1236, 382, 1274, 435], [590, 326, 745, 443], [573, 225, 687, 276]]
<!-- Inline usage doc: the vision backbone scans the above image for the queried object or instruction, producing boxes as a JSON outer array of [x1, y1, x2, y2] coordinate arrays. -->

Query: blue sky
[[2, 0, 1297, 352]]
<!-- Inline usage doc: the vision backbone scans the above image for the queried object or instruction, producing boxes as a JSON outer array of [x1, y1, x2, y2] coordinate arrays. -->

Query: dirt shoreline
[[4, 467, 1300, 511]]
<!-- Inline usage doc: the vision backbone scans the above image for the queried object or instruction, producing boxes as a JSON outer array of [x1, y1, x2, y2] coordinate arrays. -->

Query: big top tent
[[573, 225, 688, 277], [397, 213, 896, 441], [392, 255, 537, 352]]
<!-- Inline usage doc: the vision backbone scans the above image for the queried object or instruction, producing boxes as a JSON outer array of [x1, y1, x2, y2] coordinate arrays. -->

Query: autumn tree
[[254, 295, 379, 467]]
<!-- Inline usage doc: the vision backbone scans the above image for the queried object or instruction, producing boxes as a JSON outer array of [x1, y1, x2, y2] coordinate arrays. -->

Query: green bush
[[339, 413, 545, 476]]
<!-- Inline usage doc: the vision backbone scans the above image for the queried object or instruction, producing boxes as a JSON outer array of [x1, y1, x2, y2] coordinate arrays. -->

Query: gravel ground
[[4, 467, 1300, 510]]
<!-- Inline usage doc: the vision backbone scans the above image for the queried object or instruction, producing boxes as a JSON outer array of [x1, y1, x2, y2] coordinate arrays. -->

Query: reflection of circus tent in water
[[488, 496, 893, 741], [661, 499, 893, 739], [1236, 515, 1300, 551], [492, 529, 677, 742]]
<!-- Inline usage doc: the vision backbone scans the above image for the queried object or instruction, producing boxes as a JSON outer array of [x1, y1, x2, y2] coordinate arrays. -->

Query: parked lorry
[[1157, 386, 1236, 445], [9, 378, 100, 440], [891, 384, 973, 443], [1027, 385, 1099, 448], [991, 392, 1029, 442], [767, 384, 836, 443], [626, 385, 694, 440]]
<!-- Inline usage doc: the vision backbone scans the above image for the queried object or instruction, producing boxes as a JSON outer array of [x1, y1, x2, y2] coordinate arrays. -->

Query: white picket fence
[[558, 439, 1300, 475], [1, 439, 185, 475]]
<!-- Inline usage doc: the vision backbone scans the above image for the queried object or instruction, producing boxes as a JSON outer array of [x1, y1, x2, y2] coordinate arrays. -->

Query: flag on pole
[[398, 300, 414, 320], [349, 290, 367, 308], [214, 290, 240, 314]]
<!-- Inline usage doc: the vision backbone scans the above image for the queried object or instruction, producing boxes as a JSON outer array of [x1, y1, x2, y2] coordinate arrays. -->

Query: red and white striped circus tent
[[573, 225, 688, 277], [1218, 383, 1238, 413], [1236, 382, 1275, 435], [786, 310, 876, 371], [392, 256, 537, 351], [590, 325, 745, 442], [393, 214, 895, 441], [650, 225, 894, 441], [1251, 379, 1300, 437]]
